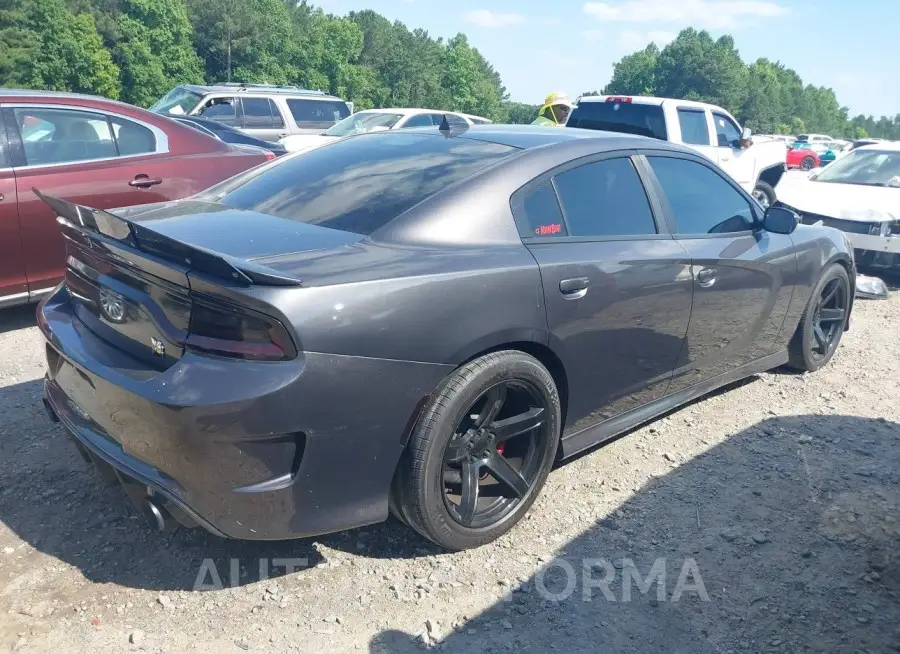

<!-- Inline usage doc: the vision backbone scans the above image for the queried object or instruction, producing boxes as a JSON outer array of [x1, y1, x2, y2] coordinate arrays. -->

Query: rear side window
[[286, 99, 351, 127], [241, 98, 275, 129], [200, 132, 516, 235], [553, 158, 657, 237], [111, 118, 156, 156], [648, 156, 754, 234], [567, 101, 667, 140], [518, 182, 567, 237], [401, 114, 434, 128], [677, 109, 710, 146]]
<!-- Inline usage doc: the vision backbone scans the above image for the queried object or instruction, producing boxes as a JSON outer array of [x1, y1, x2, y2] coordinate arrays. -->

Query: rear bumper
[[39, 286, 451, 540]]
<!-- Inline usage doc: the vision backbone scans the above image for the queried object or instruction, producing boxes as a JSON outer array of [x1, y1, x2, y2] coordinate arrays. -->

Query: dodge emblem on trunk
[[151, 337, 166, 358], [99, 288, 126, 323]]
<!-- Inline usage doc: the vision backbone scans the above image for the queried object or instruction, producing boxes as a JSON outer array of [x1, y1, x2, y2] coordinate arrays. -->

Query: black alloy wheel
[[801, 156, 815, 171], [440, 380, 551, 529], [809, 276, 848, 362], [391, 350, 561, 550], [788, 263, 851, 372]]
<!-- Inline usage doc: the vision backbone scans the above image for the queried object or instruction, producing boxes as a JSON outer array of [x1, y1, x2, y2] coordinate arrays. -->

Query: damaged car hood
[[776, 174, 899, 222]]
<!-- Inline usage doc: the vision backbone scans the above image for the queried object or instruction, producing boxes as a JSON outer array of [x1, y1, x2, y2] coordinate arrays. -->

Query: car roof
[[0, 89, 170, 121], [0, 88, 134, 107], [577, 95, 725, 112], [353, 108, 450, 116], [180, 84, 345, 101], [457, 123, 683, 151], [352, 108, 482, 120], [858, 141, 900, 151], [173, 115, 237, 131]]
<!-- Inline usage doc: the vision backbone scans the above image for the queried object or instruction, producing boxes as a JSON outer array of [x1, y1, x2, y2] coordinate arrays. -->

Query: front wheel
[[392, 351, 561, 550], [800, 156, 815, 171], [752, 181, 776, 209], [788, 264, 851, 372]]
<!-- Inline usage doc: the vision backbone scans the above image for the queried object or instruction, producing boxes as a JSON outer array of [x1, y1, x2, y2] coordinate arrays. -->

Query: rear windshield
[[197, 132, 517, 235], [567, 101, 667, 140], [149, 87, 202, 115]]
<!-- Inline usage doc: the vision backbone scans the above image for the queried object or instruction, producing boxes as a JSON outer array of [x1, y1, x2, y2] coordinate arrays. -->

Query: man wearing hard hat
[[532, 92, 572, 126]]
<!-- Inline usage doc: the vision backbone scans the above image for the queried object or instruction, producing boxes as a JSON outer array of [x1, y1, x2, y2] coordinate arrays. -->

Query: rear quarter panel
[[191, 240, 548, 365]]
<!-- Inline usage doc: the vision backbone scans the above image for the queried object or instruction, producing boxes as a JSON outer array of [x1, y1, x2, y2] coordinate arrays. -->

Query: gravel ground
[[0, 274, 899, 654]]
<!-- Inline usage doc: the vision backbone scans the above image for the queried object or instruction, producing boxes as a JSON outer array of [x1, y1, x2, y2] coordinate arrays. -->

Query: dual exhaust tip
[[144, 498, 170, 532], [43, 394, 185, 534]]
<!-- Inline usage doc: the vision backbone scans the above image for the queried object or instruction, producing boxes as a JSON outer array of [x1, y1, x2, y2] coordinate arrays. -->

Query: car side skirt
[[559, 350, 789, 459]]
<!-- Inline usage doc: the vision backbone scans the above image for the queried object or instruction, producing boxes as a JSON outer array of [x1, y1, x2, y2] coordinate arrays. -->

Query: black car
[[172, 115, 288, 157], [37, 124, 855, 551]]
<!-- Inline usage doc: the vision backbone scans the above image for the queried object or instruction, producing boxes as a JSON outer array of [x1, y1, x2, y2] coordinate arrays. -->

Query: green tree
[[440, 34, 507, 121], [0, 0, 120, 98], [504, 101, 539, 124], [654, 30, 748, 113], [84, 0, 203, 106], [603, 29, 893, 138], [603, 44, 659, 96], [185, 0, 297, 86], [741, 59, 785, 133]]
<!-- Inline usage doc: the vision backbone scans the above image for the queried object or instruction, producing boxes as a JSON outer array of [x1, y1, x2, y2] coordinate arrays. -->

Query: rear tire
[[392, 351, 561, 550], [800, 156, 815, 171], [752, 181, 776, 209], [788, 264, 851, 372]]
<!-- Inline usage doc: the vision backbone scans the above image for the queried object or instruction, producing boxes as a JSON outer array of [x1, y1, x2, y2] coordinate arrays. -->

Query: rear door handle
[[696, 267, 717, 288], [559, 277, 590, 299], [129, 176, 163, 188]]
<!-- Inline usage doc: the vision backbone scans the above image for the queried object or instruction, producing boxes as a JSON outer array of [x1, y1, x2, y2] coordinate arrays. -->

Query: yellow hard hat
[[543, 92, 572, 108]]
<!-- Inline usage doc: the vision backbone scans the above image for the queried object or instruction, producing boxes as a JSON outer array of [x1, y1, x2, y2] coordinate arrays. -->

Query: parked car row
[[279, 108, 490, 153], [149, 83, 493, 154], [149, 83, 353, 142]]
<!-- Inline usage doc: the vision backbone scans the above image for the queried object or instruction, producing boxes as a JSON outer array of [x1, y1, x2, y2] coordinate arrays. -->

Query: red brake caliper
[[496, 442, 506, 455]]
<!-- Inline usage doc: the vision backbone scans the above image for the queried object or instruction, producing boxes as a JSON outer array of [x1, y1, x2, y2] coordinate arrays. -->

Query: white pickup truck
[[566, 95, 787, 208]]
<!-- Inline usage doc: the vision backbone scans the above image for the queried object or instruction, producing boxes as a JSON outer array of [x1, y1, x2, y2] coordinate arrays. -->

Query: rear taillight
[[263, 151, 276, 161], [186, 301, 296, 361]]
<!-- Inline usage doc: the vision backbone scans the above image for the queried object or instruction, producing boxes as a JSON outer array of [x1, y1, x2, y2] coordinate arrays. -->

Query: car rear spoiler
[[34, 190, 301, 287]]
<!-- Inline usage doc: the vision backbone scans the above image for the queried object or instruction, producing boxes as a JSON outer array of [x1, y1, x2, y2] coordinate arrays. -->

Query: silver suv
[[149, 83, 353, 143]]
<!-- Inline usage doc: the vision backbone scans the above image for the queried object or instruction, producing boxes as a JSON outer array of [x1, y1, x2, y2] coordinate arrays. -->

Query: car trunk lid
[[36, 192, 360, 366]]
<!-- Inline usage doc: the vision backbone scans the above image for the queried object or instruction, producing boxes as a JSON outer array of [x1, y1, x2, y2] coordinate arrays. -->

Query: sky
[[313, 0, 899, 119]]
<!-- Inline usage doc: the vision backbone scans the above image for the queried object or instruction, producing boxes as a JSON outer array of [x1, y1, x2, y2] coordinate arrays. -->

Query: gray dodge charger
[[37, 123, 855, 550]]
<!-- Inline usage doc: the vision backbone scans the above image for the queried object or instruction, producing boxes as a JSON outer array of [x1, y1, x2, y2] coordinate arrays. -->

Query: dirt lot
[[1, 275, 899, 654]]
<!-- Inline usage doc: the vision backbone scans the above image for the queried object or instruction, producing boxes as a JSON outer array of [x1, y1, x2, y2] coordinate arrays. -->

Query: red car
[[0, 90, 272, 309], [786, 145, 820, 171]]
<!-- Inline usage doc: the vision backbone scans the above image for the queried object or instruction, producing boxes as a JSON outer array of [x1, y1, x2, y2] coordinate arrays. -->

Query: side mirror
[[741, 127, 752, 140], [763, 206, 799, 235]]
